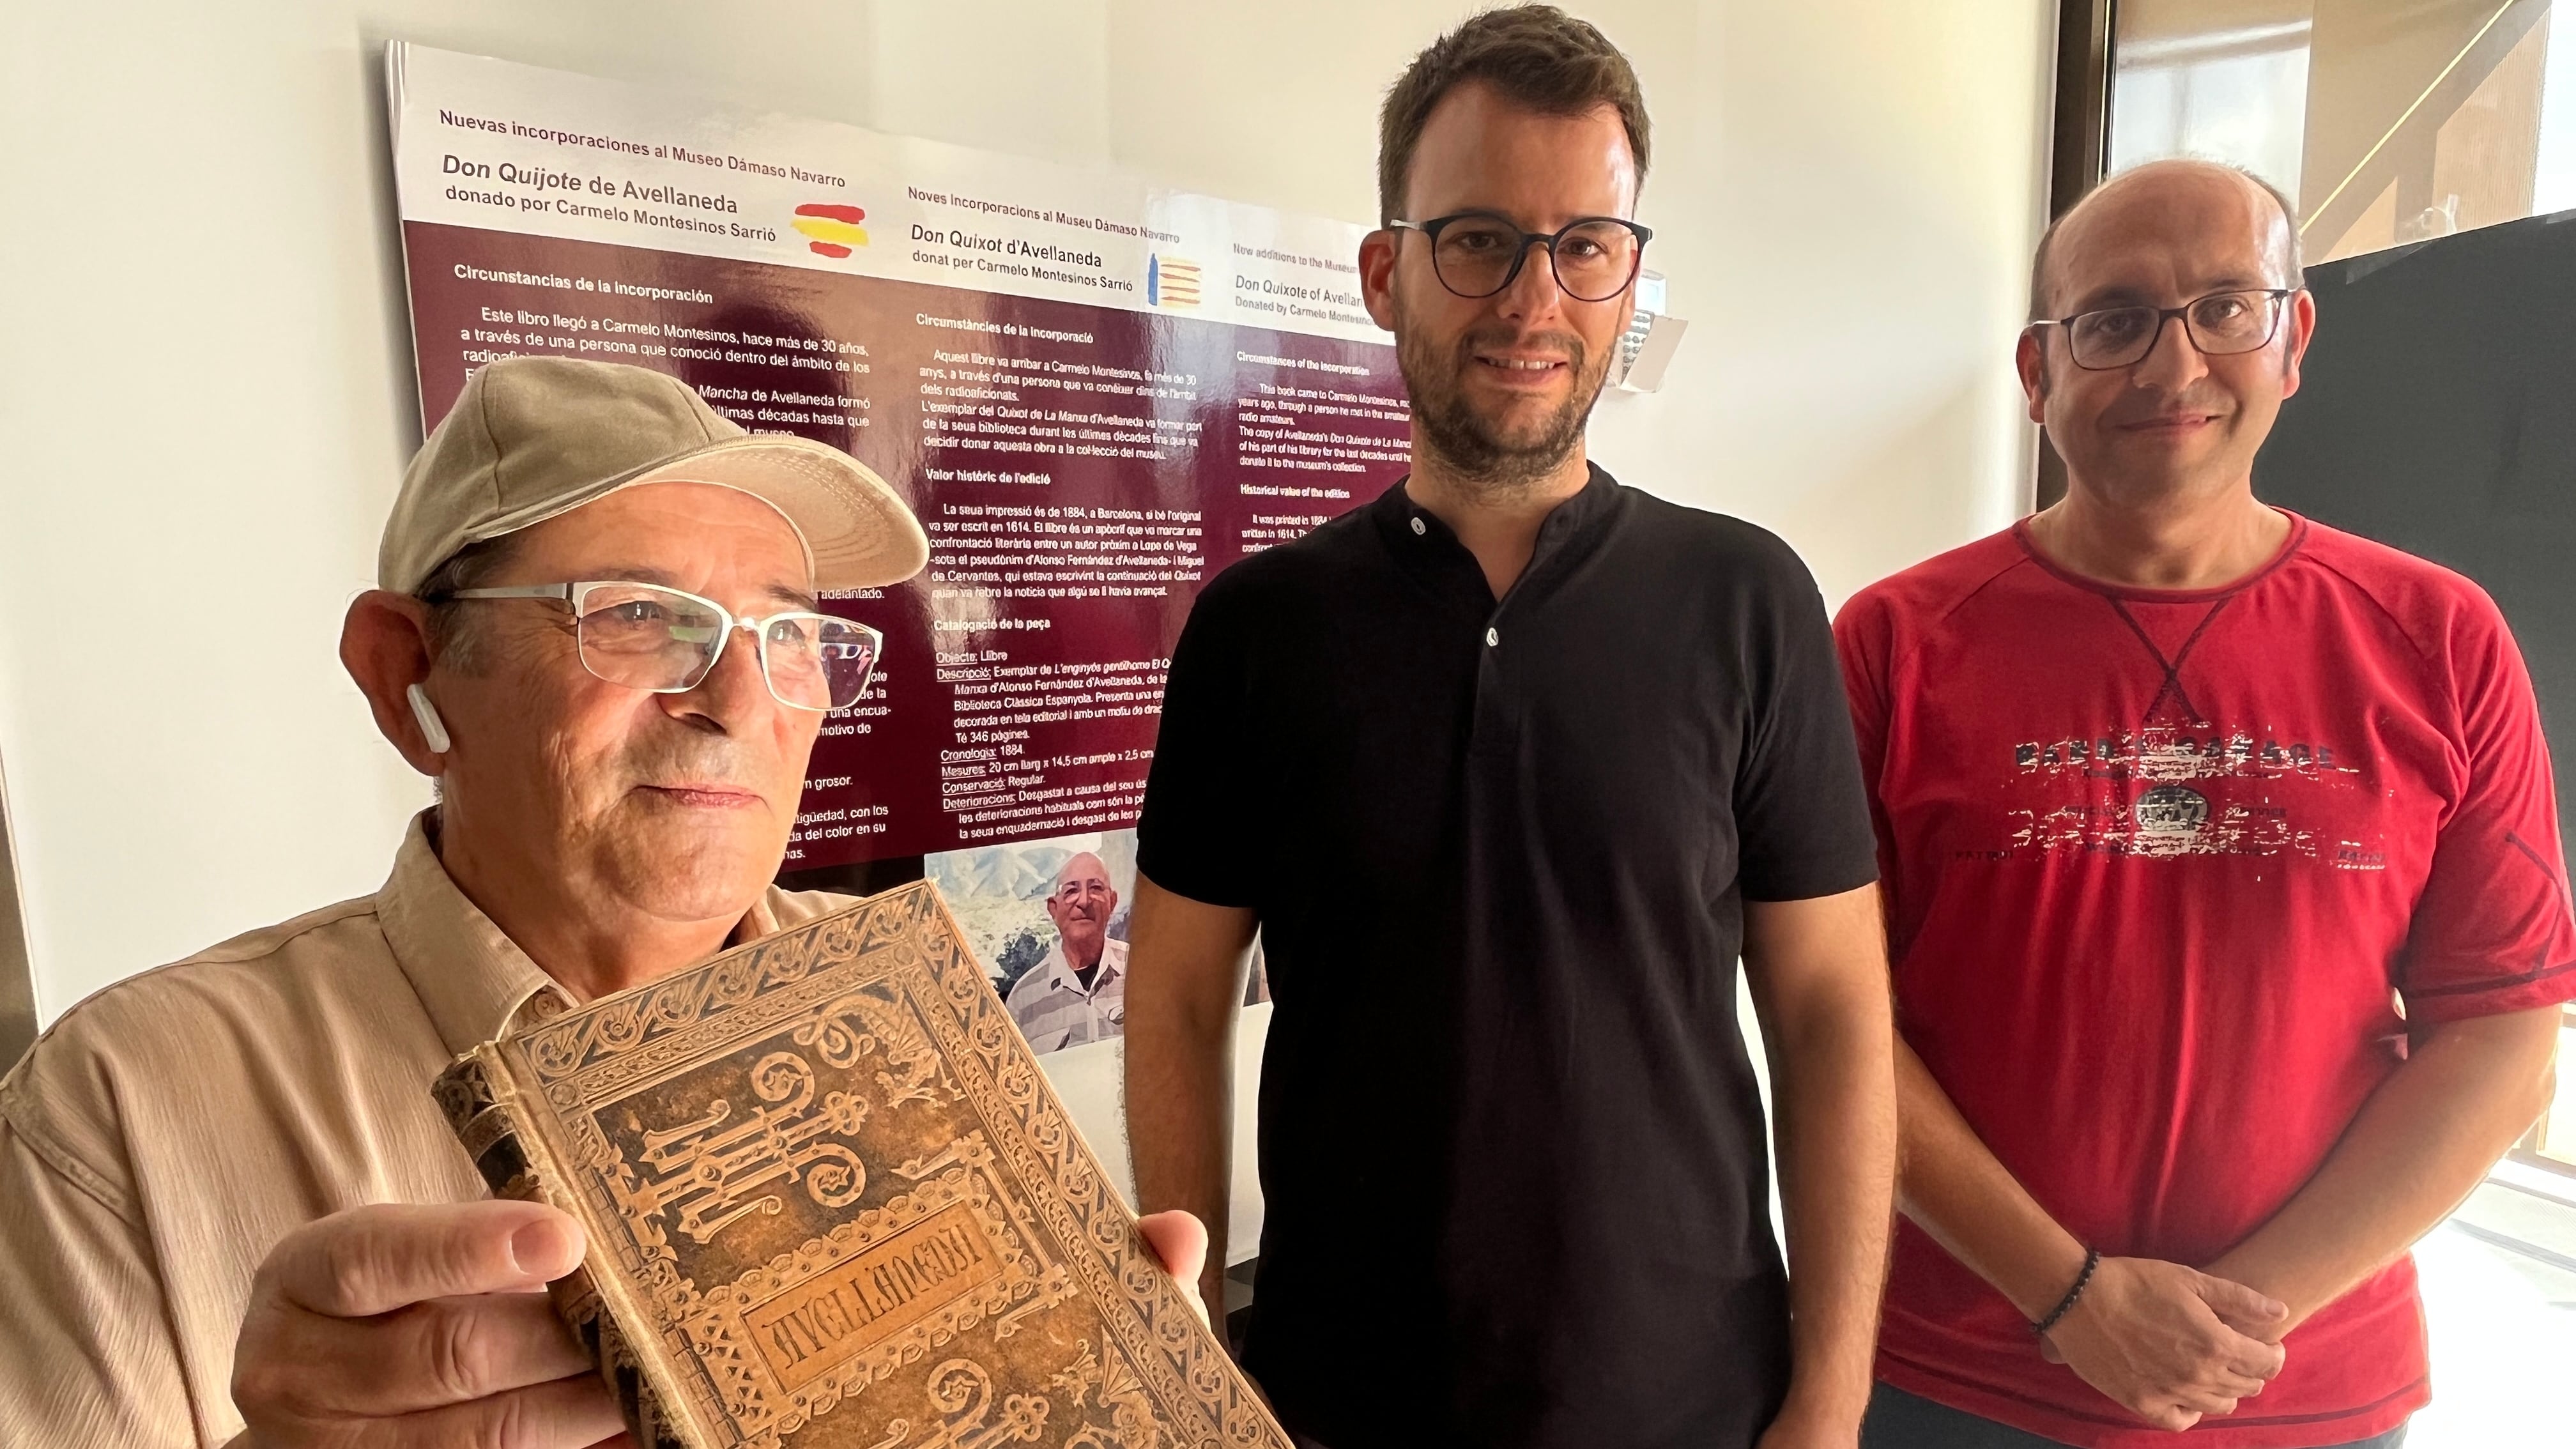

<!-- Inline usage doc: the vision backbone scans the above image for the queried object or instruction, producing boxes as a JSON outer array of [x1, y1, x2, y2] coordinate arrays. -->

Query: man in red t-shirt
[[1840, 159, 2575, 1449]]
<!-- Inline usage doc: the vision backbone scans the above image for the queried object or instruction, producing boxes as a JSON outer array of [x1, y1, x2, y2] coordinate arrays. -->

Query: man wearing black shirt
[[1123, 9, 1896, 1448]]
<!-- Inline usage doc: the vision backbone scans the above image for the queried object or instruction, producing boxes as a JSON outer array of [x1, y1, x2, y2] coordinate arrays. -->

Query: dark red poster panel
[[401, 222, 1410, 867]]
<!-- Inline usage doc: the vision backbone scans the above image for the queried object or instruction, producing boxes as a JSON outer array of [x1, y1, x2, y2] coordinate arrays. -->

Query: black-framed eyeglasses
[[1386, 211, 1654, 302], [436, 580, 882, 712], [2031, 288, 2298, 370]]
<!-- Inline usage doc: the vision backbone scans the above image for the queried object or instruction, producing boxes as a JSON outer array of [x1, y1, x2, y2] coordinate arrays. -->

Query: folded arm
[[2207, 1004, 2561, 1335], [1893, 1035, 2288, 1430]]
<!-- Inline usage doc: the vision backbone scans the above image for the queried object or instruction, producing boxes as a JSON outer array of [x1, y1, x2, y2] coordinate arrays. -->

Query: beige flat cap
[[381, 356, 928, 594]]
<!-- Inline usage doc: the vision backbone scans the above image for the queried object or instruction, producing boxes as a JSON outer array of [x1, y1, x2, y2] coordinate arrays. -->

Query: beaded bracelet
[[2033, 1248, 2101, 1337]]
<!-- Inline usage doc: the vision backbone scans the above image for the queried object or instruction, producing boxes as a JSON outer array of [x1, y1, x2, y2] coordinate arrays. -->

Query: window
[[2524, 1003, 2576, 1172], [2109, 0, 2576, 262]]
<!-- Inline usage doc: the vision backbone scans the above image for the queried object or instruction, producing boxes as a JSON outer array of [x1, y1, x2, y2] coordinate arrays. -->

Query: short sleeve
[[1832, 589, 1905, 899], [0, 1108, 197, 1447], [2397, 598, 2576, 1021], [1733, 539, 1882, 902], [1136, 577, 1260, 908]]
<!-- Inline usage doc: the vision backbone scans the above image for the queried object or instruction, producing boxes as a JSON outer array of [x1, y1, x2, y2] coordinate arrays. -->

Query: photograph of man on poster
[[1005, 848, 1130, 1052], [928, 830, 1137, 1052]]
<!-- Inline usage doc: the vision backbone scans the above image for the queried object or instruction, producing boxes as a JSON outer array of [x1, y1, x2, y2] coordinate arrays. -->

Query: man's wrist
[[2204, 1247, 2309, 1332], [2002, 1234, 2096, 1323], [1774, 1370, 1873, 1436], [2030, 1246, 2101, 1335], [1766, 1383, 1867, 1446]]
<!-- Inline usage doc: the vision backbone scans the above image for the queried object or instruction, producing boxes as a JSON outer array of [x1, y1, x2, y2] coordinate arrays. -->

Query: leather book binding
[[433, 880, 1288, 1449]]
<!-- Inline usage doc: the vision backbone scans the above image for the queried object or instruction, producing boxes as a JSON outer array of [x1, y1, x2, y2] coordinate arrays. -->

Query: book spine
[[431, 1050, 696, 1449]]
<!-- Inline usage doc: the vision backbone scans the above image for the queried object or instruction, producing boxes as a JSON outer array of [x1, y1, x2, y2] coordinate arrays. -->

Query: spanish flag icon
[[792, 204, 868, 258], [1148, 254, 1200, 308]]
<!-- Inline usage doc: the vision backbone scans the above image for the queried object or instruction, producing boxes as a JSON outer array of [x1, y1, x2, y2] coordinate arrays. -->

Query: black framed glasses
[[2032, 288, 2297, 370], [1386, 211, 1654, 302], [439, 580, 883, 711]]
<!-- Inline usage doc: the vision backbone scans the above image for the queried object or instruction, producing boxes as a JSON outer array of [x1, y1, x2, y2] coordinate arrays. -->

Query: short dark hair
[[2030, 160, 2304, 318], [1377, 5, 1651, 226], [413, 532, 524, 673]]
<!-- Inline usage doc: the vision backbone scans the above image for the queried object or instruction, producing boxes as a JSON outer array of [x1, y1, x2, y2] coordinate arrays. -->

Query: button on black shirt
[[1137, 466, 1878, 1449]]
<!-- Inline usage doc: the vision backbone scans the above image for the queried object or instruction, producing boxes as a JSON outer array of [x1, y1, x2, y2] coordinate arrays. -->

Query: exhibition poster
[[386, 43, 1401, 1032]]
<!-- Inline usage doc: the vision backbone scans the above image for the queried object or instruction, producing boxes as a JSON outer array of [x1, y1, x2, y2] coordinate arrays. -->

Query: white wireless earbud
[[406, 683, 452, 754]]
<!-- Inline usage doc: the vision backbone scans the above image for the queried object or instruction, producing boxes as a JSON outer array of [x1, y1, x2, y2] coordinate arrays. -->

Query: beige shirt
[[0, 815, 848, 1448], [1002, 935, 1128, 1053]]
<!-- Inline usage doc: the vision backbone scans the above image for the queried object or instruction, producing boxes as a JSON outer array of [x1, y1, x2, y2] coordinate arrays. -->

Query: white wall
[[1590, 3, 2052, 601], [0, 0, 2051, 1023]]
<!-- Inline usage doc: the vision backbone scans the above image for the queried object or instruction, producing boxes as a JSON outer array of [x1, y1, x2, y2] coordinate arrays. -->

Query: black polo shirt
[[1136, 464, 1878, 1449]]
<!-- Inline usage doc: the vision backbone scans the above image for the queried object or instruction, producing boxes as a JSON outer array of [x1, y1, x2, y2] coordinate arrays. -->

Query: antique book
[[433, 881, 1289, 1449]]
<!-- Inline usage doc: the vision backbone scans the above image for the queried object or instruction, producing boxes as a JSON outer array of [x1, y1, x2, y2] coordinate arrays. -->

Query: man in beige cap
[[0, 357, 1209, 1448]]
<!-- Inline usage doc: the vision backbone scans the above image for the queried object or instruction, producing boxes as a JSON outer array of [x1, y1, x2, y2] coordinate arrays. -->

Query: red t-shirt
[[1836, 513, 2576, 1448]]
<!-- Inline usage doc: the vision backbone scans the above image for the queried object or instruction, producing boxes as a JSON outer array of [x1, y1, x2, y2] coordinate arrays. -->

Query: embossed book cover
[[433, 881, 1289, 1449]]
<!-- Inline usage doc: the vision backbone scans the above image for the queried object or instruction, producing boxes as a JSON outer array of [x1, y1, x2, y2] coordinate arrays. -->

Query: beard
[[1395, 295, 1610, 494]]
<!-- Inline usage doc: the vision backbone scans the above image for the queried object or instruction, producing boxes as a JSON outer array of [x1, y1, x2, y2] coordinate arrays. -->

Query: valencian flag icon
[[790, 204, 868, 258], [1147, 254, 1201, 307]]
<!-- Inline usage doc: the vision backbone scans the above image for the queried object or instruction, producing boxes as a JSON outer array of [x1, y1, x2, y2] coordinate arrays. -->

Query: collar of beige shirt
[[379, 810, 788, 1052]]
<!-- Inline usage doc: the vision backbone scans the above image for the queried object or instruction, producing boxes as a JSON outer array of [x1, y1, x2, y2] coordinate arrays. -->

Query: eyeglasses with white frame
[[436, 580, 883, 712]]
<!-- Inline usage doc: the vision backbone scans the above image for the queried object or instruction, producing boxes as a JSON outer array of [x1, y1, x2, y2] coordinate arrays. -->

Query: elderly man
[[0, 356, 1205, 1448], [1006, 850, 1127, 1050], [1126, 10, 1896, 1449], [1840, 160, 2573, 1448]]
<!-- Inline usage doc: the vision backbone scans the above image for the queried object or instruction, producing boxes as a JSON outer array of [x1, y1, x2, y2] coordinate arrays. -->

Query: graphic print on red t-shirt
[[1986, 593, 2386, 874], [1836, 514, 2576, 1449]]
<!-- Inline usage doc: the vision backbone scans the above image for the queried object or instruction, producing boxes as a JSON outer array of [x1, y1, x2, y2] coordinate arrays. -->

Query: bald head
[[1055, 852, 1108, 896], [2032, 160, 2301, 319]]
